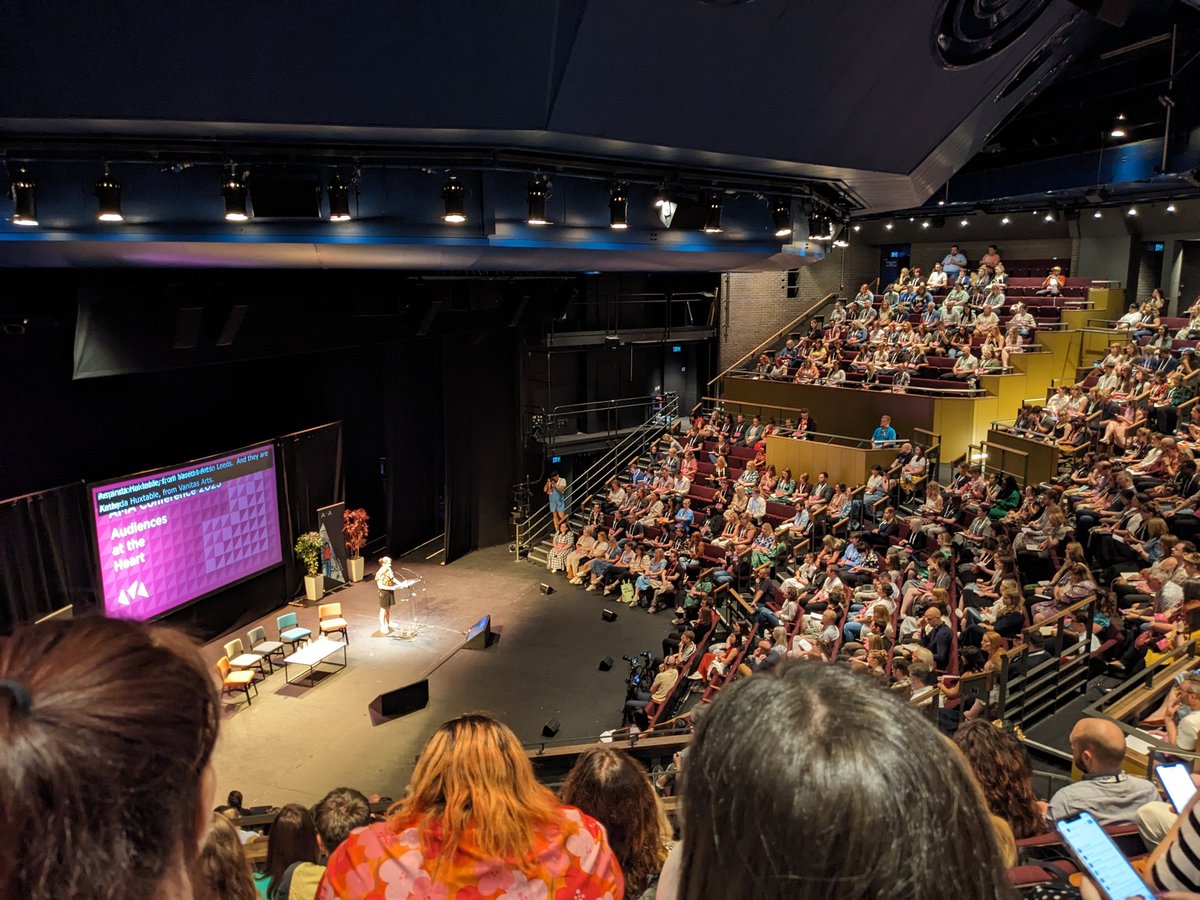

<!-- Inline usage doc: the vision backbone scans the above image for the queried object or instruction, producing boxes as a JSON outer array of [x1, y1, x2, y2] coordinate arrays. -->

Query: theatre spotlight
[[442, 176, 466, 224], [10, 169, 37, 226], [94, 166, 123, 222], [527, 178, 550, 225], [222, 167, 249, 222], [653, 182, 670, 208], [701, 194, 723, 233], [771, 200, 792, 237], [1000, 216, 1010, 225], [608, 183, 628, 229], [884, 221, 894, 231], [327, 172, 351, 221], [1127, 206, 1137, 217], [1110, 113, 1127, 139], [1093, 209, 1103, 219], [1167, 203, 1177, 213]]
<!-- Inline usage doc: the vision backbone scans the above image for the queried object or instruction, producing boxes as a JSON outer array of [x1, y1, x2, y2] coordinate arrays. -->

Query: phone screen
[[1057, 811, 1152, 900], [1158, 761, 1197, 813]]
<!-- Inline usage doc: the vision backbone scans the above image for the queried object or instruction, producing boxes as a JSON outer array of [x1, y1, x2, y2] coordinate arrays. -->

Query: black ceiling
[[0, 0, 1186, 269]]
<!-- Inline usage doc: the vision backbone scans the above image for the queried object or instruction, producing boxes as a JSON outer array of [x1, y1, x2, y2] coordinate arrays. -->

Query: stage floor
[[203, 545, 670, 807]]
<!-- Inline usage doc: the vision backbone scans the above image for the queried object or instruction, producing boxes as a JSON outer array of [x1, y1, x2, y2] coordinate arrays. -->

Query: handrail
[[707, 291, 837, 388], [513, 394, 678, 558], [721, 370, 986, 396]]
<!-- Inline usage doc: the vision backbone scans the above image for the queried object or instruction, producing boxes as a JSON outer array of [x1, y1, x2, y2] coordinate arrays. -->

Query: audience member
[[317, 714, 622, 898], [560, 748, 671, 899], [0, 617, 219, 900], [260, 803, 322, 900], [662, 662, 1014, 900], [192, 814, 259, 900], [1047, 717, 1158, 826]]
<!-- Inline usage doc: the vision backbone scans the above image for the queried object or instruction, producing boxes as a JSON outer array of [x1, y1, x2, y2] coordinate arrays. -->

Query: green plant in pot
[[342, 508, 370, 583], [295, 531, 324, 601]]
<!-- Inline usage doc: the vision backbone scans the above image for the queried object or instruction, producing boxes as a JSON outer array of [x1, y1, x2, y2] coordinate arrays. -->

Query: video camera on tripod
[[622, 650, 656, 700]]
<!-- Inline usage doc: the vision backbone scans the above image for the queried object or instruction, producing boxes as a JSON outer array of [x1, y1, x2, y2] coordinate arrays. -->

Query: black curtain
[[278, 422, 346, 597], [384, 339, 444, 556], [0, 484, 98, 634], [442, 330, 520, 563]]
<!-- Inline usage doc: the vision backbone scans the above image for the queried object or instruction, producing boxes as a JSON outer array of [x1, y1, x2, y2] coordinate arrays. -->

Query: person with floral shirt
[[317, 714, 622, 899]]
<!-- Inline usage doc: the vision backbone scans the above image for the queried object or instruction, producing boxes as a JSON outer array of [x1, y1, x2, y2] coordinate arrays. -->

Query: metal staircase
[[515, 393, 679, 565]]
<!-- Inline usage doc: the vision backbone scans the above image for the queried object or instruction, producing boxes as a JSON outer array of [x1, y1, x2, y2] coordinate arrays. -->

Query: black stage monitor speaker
[[375, 679, 429, 718], [599, 656, 614, 671], [464, 614, 492, 650], [601, 609, 617, 622], [542, 718, 561, 737], [539, 582, 554, 595]]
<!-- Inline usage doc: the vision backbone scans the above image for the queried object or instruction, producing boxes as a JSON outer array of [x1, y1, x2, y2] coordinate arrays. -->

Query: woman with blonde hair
[[318, 714, 622, 898], [560, 748, 671, 899]]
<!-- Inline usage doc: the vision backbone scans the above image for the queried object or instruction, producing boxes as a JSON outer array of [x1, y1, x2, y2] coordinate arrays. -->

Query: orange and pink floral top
[[315, 805, 623, 900]]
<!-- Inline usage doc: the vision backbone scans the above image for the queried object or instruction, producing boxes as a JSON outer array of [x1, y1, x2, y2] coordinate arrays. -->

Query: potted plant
[[342, 508, 370, 583], [294, 531, 324, 601]]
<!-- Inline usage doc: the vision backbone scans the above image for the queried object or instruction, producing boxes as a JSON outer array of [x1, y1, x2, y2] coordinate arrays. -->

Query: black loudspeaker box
[[375, 679, 430, 718], [601, 609, 617, 622], [542, 718, 561, 737], [599, 656, 614, 671]]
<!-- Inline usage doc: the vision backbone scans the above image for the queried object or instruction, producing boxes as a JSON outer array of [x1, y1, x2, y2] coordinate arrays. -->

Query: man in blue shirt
[[871, 415, 897, 447], [942, 245, 968, 280]]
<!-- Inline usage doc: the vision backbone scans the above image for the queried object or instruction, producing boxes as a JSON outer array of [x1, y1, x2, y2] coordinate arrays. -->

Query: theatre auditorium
[[8, 3, 1200, 898]]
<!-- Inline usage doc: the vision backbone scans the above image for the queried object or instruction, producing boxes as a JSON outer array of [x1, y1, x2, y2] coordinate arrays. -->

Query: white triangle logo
[[136, 582, 149, 598], [117, 589, 130, 606]]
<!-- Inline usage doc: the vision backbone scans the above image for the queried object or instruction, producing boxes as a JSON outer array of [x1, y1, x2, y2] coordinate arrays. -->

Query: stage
[[201, 545, 670, 807]]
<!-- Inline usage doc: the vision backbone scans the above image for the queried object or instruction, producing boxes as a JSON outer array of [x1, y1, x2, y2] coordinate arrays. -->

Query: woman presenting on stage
[[375, 556, 398, 634]]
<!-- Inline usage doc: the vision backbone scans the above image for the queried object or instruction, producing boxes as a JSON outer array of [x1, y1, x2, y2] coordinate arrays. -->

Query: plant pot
[[304, 574, 324, 602], [347, 556, 365, 583]]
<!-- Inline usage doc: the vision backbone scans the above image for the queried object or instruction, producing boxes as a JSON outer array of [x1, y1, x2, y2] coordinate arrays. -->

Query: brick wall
[[718, 242, 877, 370]]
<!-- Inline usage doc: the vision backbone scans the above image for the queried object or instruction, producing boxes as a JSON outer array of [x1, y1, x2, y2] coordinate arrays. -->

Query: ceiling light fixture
[[1167, 203, 1177, 213], [702, 194, 723, 233], [1093, 209, 1103, 219], [1044, 212, 1054, 222], [884, 221, 894, 231], [441, 176, 466, 224], [1127, 206, 1137, 216], [771, 200, 792, 237], [94, 165, 123, 222], [10, 169, 37, 226], [1111, 113, 1127, 139], [222, 166, 249, 222], [960, 219, 968, 227], [921, 221, 931, 229], [1001, 216, 1010, 225], [527, 178, 550, 225], [327, 172, 351, 221], [608, 183, 629, 229], [852, 224, 861, 232]]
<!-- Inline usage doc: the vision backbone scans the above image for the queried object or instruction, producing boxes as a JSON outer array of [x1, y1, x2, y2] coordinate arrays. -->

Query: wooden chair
[[319, 602, 349, 644], [217, 656, 257, 706]]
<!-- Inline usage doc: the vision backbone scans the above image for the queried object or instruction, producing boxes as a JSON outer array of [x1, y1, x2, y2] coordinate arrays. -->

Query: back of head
[[559, 748, 669, 894], [313, 787, 373, 854], [394, 713, 560, 862], [192, 814, 258, 900], [679, 662, 1012, 900], [265, 803, 319, 890], [0, 616, 219, 900], [954, 720, 1046, 840]]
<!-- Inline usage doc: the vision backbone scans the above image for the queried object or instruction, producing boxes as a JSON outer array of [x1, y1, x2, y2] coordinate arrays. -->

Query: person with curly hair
[[954, 719, 1048, 840]]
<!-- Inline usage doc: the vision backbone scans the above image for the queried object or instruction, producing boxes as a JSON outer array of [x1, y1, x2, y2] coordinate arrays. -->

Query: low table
[[282, 637, 348, 686]]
